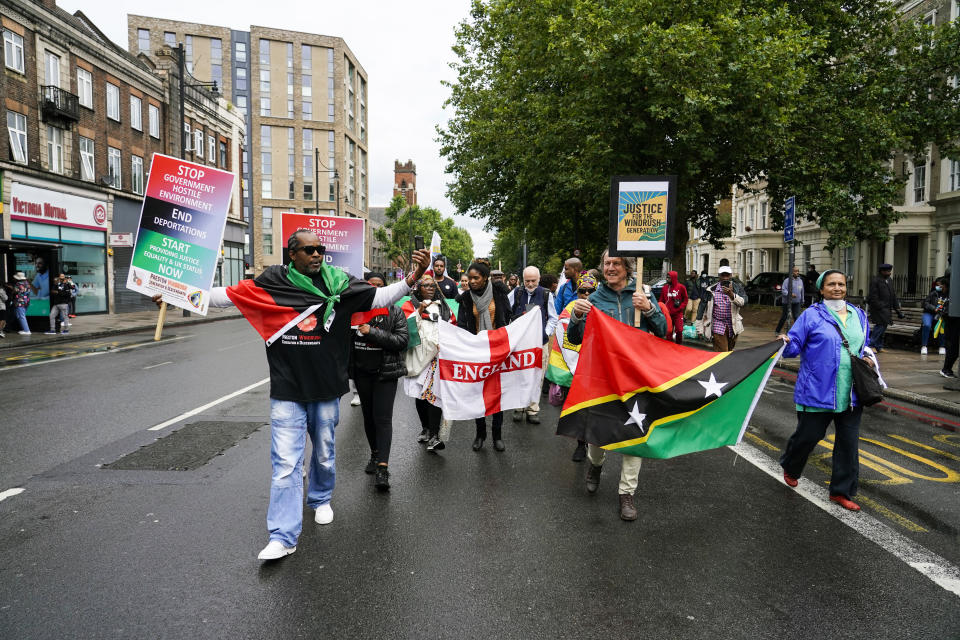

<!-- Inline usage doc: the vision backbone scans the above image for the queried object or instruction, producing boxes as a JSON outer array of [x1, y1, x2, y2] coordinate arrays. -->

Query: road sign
[[784, 196, 795, 243]]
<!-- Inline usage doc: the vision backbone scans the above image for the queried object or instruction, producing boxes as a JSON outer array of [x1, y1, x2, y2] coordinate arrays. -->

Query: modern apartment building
[[128, 16, 369, 274]]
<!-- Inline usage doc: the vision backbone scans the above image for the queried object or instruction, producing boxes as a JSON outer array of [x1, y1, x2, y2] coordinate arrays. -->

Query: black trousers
[[354, 374, 397, 464], [475, 412, 503, 440], [775, 302, 801, 333], [943, 316, 960, 373], [780, 406, 862, 499], [415, 398, 443, 439]]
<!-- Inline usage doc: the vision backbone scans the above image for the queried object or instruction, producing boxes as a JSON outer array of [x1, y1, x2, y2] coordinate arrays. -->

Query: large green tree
[[439, 0, 960, 272], [375, 195, 475, 276]]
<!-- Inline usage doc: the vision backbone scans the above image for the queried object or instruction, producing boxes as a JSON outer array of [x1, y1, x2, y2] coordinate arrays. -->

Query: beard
[[303, 262, 323, 275]]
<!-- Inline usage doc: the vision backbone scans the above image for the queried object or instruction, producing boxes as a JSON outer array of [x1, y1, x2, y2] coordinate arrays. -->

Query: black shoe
[[493, 439, 506, 452], [472, 437, 484, 451], [940, 369, 957, 378], [571, 442, 587, 462], [586, 464, 602, 494], [364, 454, 377, 474], [619, 494, 638, 521], [417, 429, 430, 443], [526, 413, 540, 425], [426, 436, 445, 452], [374, 466, 390, 491]]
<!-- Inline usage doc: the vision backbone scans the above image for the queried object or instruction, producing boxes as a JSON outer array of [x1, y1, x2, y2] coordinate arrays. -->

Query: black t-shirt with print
[[436, 275, 459, 299], [266, 271, 376, 403]]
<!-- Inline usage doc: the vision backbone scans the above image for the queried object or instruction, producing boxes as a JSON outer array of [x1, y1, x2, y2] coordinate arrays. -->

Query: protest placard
[[280, 212, 365, 276], [608, 175, 677, 257]]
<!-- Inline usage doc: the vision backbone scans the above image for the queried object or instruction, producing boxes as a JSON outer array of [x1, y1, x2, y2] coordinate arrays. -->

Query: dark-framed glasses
[[296, 245, 324, 255], [578, 288, 596, 294]]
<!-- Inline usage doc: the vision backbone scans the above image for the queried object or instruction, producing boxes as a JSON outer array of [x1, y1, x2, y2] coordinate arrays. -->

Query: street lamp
[[314, 148, 340, 217]]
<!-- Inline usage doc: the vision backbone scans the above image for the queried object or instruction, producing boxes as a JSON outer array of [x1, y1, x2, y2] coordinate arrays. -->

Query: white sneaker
[[314, 503, 333, 525], [19, 330, 31, 335], [350, 394, 361, 407], [921, 346, 928, 355], [257, 540, 296, 560], [939, 347, 946, 355]]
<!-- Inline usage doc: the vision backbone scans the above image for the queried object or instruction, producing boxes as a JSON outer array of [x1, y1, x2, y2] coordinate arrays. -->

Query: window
[[748, 204, 755, 229], [236, 95, 247, 117], [185, 35, 193, 74], [262, 207, 274, 254], [219, 141, 227, 168], [914, 161, 927, 203], [262, 150, 272, 198], [106, 83, 120, 121], [302, 101, 312, 121], [738, 206, 744, 233], [79, 136, 94, 181], [183, 122, 192, 150], [235, 41, 247, 63], [259, 39, 270, 66], [130, 95, 142, 131], [45, 52, 61, 87], [108, 147, 122, 189], [194, 130, 204, 159], [950, 158, 960, 192], [7, 111, 27, 163], [77, 68, 93, 108], [260, 97, 271, 117], [164, 32, 176, 47], [149, 104, 160, 138], [132, 155, 144, 194], [760, 201, 768, 229], [210, 38, 222, 90], [302, 44, 312, 71], [208, 135, 215, 162], [286, 42, 293, 69], [138, 29, 150, 54], [46, 126, 64, 174], [236, 67, 247, 91], [260, 69, 271, 92], [3, 29, 25, 73], [287, 99, 294, 119]]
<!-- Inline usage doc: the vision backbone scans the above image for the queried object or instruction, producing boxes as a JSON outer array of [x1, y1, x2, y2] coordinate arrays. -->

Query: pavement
[[3, 303, 959, 417]]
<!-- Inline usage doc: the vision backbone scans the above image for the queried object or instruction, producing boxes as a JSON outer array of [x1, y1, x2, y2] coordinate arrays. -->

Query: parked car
[[745, 271, 810, 305]]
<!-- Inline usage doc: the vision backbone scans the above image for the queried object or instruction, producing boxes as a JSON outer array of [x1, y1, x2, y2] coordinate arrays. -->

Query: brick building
[[128, 16, 369, 275], [394, 159, 416, 206]]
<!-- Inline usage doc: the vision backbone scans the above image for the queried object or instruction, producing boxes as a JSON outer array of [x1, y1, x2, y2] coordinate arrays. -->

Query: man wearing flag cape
[[166, 230, 430, 560]]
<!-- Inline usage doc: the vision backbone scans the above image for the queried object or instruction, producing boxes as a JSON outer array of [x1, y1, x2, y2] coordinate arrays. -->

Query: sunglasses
[[295, 245, 324, 255], [419, 282, 436, 288], [578, 288, 596, 294]]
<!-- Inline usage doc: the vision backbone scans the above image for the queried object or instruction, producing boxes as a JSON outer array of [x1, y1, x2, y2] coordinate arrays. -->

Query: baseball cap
[[718, 266, 732, 274]]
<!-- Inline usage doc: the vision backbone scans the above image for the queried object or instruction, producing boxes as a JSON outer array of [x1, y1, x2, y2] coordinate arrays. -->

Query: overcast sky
[[60, 0, 493, 255]]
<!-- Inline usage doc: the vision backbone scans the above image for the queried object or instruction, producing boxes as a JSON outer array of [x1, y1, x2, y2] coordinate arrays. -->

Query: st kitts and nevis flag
[[435, 308, 543, 419], [394, 296, 459, 349], [558, 309, 784, 458], [545, 300, 581, 387]]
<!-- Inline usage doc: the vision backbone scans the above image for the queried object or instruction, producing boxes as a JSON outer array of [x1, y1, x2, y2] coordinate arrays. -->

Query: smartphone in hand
[[414, 235, 424, 250]]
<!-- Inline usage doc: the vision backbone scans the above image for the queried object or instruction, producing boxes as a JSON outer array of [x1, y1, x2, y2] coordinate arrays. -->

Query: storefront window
[[61, 244, 106, 313]]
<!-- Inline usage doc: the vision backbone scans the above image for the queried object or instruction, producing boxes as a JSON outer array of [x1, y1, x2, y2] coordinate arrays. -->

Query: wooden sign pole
[[635, 257, 645, 328], [154, 301, 168, 341]]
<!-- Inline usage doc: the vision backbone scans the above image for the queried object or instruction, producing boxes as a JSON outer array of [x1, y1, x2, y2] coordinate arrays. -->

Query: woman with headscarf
[[777, 269, 881, 512], [659, 270, 688, 345], [402, 275, 457, 452], [457, 259, 513, 451]]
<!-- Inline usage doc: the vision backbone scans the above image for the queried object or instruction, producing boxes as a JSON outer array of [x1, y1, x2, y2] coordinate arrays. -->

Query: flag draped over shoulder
[[436, 308, 543, 419], [558, 309, 783, 459], [395, 296, 459, 349], [545, 301, 581, 387]]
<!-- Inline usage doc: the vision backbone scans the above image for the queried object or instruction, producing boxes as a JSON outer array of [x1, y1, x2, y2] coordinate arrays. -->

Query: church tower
[[394, 160, 417, 206]]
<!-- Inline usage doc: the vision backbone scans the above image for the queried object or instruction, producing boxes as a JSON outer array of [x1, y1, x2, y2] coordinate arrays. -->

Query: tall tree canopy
[[375, 196, 475, 276], [439, 0, 960, 268]]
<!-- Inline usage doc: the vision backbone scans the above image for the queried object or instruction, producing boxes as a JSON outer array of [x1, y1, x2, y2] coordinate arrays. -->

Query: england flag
[[436, 308, 544, 419]]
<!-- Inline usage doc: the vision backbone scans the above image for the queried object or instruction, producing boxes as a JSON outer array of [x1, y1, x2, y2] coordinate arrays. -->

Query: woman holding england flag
[[457, 258, 513, 452]]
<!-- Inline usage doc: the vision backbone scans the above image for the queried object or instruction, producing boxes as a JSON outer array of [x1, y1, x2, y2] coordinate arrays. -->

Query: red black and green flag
[[394, 296, 459, 349], [557, 309, 783, 459]]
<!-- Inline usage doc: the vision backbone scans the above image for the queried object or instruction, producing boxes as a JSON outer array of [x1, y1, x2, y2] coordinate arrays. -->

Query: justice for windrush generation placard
[[126, 153, 236, 315], [608, 175, 677, 258]]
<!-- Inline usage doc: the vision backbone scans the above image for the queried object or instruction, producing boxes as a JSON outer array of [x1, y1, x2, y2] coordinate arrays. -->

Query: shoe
[[875, 347, 884, 353], [920, 346, 928, 355], [585, 464, 602, 494], [493, 439, 505, 452], [512, 410, 523, 422], [314, 503, 334, 525], [60, 330, 68, 334], [472, 437, 484, 451], [940, 347, 947, 355], [829, 495, 861, 511], [571, 442, 587, 462], [350, 394, 361, 407], [526, 413, 540, 425], [258, 540, 296, 560], [374, 466, 390, 491], [426, 436, 445, 452], [619, 494, 638, 521], [783, 471, 799, 488], [417, 429, 430, 443], [44, 331, 56, 335], [364, 454, 377, 474], [19, 330, 31, 335], [940, 369, 956, 378], [0, 331, 5, 338]]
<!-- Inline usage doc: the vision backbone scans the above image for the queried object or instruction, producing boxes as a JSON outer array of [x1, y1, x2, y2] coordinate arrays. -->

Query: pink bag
[[548, 383, 566, 407]]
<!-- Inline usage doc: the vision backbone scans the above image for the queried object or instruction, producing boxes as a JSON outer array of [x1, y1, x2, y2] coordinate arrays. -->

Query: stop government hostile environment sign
[[280, 212, 365, 277], [126, 153, 236, 315]]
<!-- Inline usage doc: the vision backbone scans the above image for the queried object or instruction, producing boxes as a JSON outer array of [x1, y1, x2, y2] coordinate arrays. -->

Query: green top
[[797, 304, 864, 413], [286, 263, 350, 327]]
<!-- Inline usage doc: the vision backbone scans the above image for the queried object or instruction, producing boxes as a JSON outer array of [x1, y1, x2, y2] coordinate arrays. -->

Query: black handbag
[[828, 320, 884, 406]]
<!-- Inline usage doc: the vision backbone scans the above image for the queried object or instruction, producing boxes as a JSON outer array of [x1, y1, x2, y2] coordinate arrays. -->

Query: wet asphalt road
[[0, 319, 958, 639]]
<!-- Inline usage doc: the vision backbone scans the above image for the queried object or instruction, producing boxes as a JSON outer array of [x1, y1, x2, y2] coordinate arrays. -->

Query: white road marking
[[731, 440, 960, 598], [147, 377, 270, 431], [143, 361, 173, 370], [216, 339, 261, 352], [0, 487, 25, 502], [0, 336, 189, 371]]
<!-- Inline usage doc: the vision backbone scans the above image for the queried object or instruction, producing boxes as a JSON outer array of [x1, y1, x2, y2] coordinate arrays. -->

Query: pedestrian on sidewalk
[[866, 263, 903, 352], [777, 270, 878, 512], [12, 272, 31, 335], [458, 258, 513, 451], [509, 265, 558, 425], [0, 283, 7, 338], [350, 272, 409, 491], [660, 270, 687, 344], [774, 266, 805, 334], [566, 249, 667, 521], [684, 270, 700, 323], [920, 279, 946, 356], [699, 266, 745, 351], [46, 273, 72, 335], [66, 275, 78, 318], [938, 276, 959, 378], [153, 231, 430, 561]]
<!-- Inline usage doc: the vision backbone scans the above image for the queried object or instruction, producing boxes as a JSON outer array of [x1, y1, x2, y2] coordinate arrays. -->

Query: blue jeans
[[267, 398, 339, 547], [921, 313, 941, 348], [870, 323, 888, 349], [15, 306, 29, 332]]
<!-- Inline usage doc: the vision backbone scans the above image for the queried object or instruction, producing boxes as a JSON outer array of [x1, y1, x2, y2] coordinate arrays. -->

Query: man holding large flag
[[166, 231, 430, 560]]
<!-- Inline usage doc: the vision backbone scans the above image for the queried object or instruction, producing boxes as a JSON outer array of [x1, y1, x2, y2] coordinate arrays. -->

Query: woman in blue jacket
[[777, 270, 877, 511]]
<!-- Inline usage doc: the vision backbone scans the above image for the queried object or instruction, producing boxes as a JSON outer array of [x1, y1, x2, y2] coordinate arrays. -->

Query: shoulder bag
[[828, 320, 883, 406]]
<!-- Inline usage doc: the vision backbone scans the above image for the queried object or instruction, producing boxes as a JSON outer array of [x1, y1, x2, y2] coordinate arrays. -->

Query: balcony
[[40, 85, 80, 123]]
